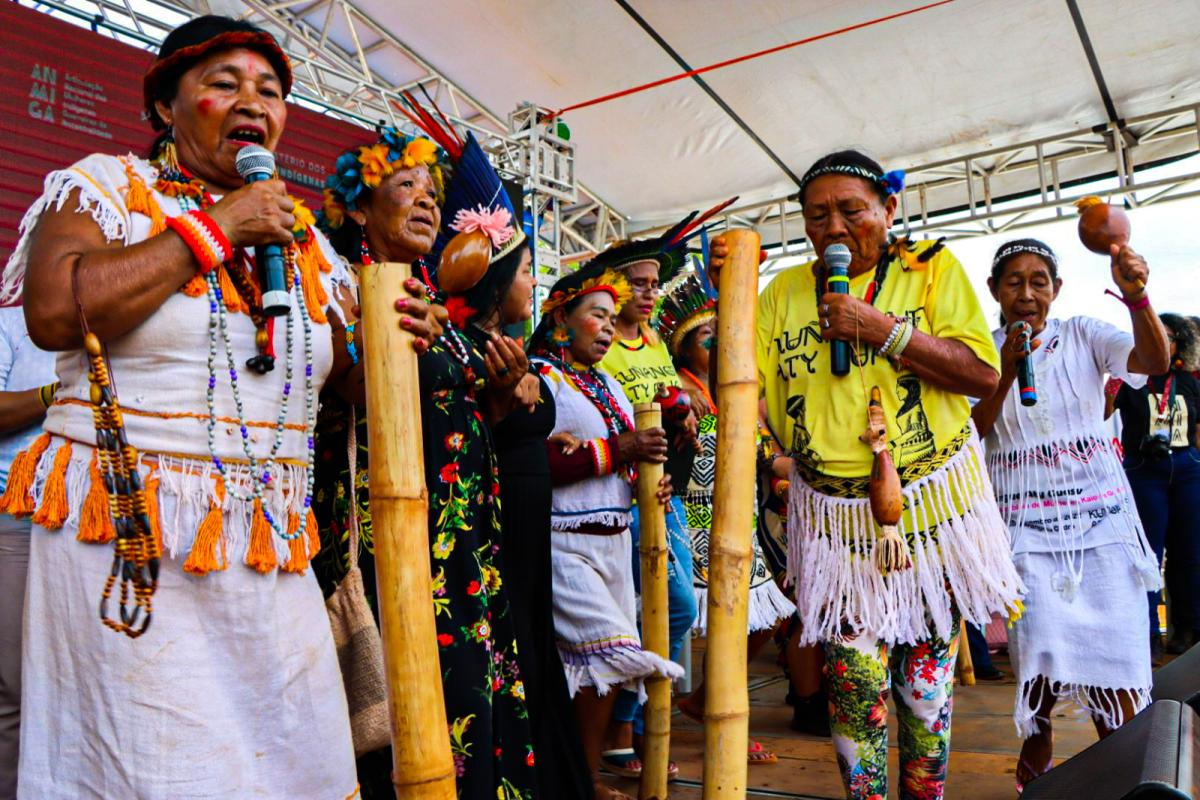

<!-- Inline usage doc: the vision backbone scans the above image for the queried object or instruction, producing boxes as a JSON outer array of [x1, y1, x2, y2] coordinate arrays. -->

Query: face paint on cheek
[[700, 337, 714, 351], [197, 98, 214, 115]]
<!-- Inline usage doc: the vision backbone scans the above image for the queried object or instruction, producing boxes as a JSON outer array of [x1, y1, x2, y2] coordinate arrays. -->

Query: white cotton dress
[[983, 316, 1159, 737], [3, 153, 358, 798]]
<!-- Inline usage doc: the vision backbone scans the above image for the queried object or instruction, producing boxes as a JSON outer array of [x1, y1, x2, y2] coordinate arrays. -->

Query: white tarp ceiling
[[304, 0, 1200, 230]]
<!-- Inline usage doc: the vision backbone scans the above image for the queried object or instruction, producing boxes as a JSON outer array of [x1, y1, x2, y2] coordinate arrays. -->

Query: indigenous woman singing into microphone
[[756, 150, 1022, 800], [0, 16, 438, 798], [971, 238, 1168, 792]]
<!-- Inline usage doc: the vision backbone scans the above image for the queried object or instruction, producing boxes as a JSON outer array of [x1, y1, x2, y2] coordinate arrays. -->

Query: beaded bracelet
[[37, 381, 59, 409], [165, 210, 232, 275], [345, 322, 360, 366], [878, 316, 911, 358], [588, 437, 613, 476]]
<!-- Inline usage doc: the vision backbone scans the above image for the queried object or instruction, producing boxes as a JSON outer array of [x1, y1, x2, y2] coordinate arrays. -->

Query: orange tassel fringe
[[296, 239, 330, 324], [143, 472, 164, 556], [78, 452, 116, 544], [183, 478, 227, 575], [245, 498, 278, 574], [0, 433, 52, 517], [123, 161, 166, 237], [306, 508, 321, 559], [282, 512, 309, 574], [31, 442, 72, 530]]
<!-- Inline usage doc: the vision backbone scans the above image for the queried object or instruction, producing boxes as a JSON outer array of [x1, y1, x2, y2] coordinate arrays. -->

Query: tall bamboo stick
[[360, 262, 457, 799], [635, 401, 671, 800], [702, 229, 761, 799]]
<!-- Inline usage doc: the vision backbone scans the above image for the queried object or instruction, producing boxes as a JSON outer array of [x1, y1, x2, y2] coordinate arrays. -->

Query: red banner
[[0, 2, 372, 270]]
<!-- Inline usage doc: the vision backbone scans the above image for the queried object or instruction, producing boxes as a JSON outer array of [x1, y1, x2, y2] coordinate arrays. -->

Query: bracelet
[[37, 381, 59, 409], [878, 317, 911, 358], [588, 437, 613, 476], [165, 211, 232, 275], [1104, 288, 1151, 311], [345, 322, 359, 366], [891, 317, 915, 357]]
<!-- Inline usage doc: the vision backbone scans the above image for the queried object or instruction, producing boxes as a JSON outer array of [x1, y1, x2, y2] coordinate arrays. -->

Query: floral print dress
[[312, 329, 536, 800]]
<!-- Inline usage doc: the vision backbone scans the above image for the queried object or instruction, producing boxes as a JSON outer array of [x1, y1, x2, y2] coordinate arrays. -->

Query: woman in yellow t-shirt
[[755, 149, 1023, 800]]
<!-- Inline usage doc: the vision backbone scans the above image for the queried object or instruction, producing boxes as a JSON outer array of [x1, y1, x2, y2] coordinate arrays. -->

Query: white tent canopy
[[330, 0, 1200, 232]]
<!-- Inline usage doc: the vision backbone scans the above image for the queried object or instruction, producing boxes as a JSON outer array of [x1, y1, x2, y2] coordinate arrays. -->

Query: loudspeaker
[[1153, 642, 1200, 713], [1021, 700, 1198, 799]]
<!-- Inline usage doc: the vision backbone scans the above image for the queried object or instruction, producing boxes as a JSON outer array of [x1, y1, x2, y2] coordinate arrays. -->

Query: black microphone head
[[235, 144, 275, 180], [824, 243, 852, 273]]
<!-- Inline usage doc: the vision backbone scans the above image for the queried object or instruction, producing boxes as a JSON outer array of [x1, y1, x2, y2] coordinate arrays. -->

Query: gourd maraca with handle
[[1075, 196, 1142, 291]]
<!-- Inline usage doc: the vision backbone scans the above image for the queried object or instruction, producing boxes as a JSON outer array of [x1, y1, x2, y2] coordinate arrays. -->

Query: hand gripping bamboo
[[360, 262, 457, 799], [702, 229, 760, 799], [635, 402, 671, 800]]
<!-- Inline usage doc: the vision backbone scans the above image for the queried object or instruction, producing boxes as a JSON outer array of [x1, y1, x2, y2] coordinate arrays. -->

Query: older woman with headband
[[971, 237, 1168, 791], [0, 15, 436, 798], [756, 149, 1022, 800]]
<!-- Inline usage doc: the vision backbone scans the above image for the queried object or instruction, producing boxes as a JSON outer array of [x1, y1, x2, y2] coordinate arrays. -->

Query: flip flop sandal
[[599, 749, 679, 779], [1015, 757, 1053, 795], [748, 739, 778, 765]]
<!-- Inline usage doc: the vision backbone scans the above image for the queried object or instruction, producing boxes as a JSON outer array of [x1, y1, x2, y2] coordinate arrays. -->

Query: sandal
[[599, 748, 679, 780], [1014, 756, 1053, 795], [748, 739, 778, 765]]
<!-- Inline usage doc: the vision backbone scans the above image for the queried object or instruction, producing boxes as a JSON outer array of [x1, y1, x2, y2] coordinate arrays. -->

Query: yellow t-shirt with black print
[[756, 241, 999, 478], [600, 334, 682, 406]]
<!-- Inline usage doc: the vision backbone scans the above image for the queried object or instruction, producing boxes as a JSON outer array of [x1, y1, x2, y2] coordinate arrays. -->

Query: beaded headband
[[540, 269, 632, 316], [992, 242, 1057, 272], [797, 163, 906, 203]]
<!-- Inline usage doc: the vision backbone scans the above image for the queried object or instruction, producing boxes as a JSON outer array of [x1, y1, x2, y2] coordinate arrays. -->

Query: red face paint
[[197, 98, 214, 115]]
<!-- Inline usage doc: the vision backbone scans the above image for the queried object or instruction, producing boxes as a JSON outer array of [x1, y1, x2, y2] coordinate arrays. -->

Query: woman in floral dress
[[313, 127, 536, 799]]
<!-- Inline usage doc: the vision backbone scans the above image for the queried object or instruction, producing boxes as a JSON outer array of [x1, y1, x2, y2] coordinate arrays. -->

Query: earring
[[549, 324, 574, 348], [158, 125, 181, 179], [359, 234, 372, 266]]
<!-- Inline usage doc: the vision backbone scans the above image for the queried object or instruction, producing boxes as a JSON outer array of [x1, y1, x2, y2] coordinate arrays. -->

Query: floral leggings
[[823, 611, 960, 800]]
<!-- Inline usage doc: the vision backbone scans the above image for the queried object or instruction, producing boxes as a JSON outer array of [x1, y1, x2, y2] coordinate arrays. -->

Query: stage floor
[[605, 638, 1113, 799]]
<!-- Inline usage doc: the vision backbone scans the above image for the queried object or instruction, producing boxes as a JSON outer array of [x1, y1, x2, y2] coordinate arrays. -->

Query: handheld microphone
[[1009, 320, 1037, 406], [824, 243, 852, 376], [234, 145, 290, 317]]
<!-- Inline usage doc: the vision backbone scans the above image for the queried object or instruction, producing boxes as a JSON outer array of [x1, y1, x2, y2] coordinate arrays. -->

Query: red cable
[[541, 0, 956, 122]]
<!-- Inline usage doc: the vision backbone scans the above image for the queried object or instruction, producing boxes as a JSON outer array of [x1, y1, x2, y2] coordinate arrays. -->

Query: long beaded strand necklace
[[170, 180, 317, 540]]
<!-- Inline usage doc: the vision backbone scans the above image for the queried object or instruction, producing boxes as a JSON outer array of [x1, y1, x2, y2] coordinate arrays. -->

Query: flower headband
[[797, 164, 906, 202], [317, 127, 448, 229], [992, 242, 1057, 272], [540, 269, 632, 317]]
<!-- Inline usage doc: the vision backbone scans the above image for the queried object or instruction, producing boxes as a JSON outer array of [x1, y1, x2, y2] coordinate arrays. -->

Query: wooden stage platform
[[604, 639, 1112, 799]]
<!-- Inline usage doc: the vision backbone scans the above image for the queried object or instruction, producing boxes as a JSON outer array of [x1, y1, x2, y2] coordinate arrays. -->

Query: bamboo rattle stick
[[702, 229, 760, 800], [360, 262, 456, 799], [635, 402, 671, 800]]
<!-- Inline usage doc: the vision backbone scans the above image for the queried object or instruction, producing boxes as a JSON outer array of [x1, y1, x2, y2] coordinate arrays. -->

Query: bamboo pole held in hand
[[635, 401, 671, 800], [360, 262, 457, 800], [702, 229, 761, 799]]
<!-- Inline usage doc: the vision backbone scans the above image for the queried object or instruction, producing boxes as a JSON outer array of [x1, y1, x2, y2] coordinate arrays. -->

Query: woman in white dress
[[971, 238, 1170, 791]]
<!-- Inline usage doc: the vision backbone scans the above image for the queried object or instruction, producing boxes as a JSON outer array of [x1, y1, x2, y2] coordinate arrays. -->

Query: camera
[[1139, 432, 1172, 459]]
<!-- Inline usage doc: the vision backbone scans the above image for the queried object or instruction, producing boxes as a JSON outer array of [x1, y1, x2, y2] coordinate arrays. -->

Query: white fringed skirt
[[787, 427, 1024, 647], [17, 521, 357, 799], [551, 529, 682, 698], [1009, 541, 1152, 738]]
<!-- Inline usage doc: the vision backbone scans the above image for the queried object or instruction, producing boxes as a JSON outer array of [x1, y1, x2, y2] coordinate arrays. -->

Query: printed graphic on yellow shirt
[[757, 242, 1000, 478], [600, 335, 682, 405]]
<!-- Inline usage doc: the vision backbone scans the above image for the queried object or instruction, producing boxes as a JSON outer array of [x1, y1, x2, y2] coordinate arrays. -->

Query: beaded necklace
[[415, 259, 480, 387], [537, 349, 636, 481], [169, 179, 317, 541]]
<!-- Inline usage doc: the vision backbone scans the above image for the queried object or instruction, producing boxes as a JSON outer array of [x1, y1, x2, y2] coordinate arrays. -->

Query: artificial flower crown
[[540, 268, 632, 317], [318, 126, 449, 229]]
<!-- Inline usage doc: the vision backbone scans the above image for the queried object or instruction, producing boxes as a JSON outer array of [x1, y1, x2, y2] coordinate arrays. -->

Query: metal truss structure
[[28, 0, 627, 286], [632, 104, 1200, 277], [24, 0, 1200, 283]]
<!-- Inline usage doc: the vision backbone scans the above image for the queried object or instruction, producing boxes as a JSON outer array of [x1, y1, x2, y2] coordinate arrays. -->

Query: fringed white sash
[[787, 425, 1023, 646]]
